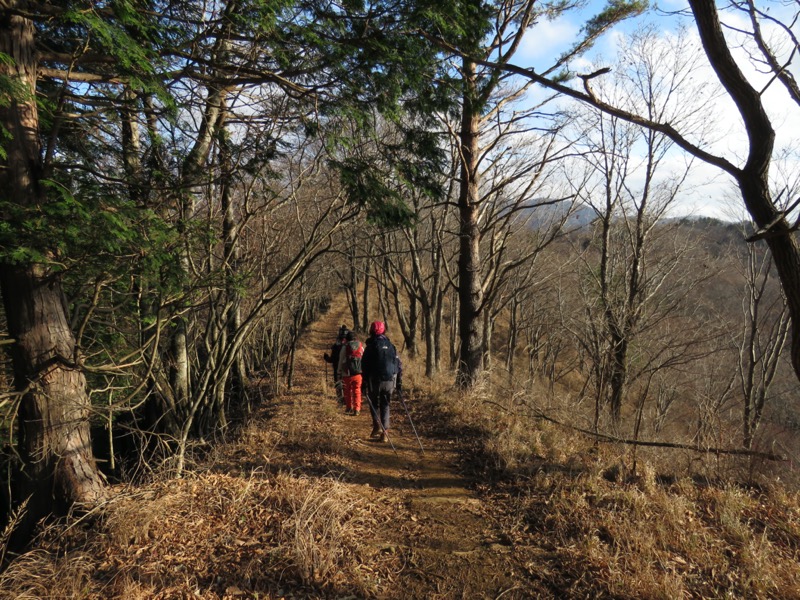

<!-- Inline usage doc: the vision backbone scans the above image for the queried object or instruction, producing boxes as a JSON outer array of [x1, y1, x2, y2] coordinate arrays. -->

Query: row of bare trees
[[326, 21, 796, 462], [1, 0, 797, 541]]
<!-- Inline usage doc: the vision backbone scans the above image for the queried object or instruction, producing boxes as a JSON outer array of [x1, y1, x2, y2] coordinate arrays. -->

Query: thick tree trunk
[[1, 266, 108, 510], [741, 176, 800, 384], [0, 9, 106, 523], [689, 0, 800, 387], [455, 60, 484, 387], [220, 117, 248, 413], [168, 316, 191, 415]]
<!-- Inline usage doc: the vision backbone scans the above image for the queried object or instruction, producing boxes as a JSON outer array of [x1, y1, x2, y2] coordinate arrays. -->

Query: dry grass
[[3, 323, 800, 599], [0, 468, 390, 599], [420, 369, 800, 599], [0, 548, 98, 599]]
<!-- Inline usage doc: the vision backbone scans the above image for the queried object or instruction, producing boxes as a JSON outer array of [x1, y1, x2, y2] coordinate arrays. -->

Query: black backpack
[[373, 336, 397, 381], [331, 339, 345, 364]]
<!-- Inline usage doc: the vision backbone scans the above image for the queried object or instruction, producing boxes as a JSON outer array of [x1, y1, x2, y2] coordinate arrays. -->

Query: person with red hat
[[362, 321, 400, 442]]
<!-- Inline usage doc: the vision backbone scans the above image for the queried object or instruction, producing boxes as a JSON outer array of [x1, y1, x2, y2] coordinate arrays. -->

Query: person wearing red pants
[[338, 330, 364, 415]]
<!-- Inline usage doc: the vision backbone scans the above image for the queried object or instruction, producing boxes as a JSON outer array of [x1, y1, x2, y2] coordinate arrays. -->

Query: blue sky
[[508, 0, 800, 220]]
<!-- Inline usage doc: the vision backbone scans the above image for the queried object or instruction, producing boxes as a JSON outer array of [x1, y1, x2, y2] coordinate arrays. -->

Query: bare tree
[[486, 0, 800, 388], [443, 0, 646, 387], [733, 236, 791, 448], [564, 27, 715, 423]]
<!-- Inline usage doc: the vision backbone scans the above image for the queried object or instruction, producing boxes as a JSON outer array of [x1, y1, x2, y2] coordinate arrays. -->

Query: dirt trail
[[262, 304, 527, 599]]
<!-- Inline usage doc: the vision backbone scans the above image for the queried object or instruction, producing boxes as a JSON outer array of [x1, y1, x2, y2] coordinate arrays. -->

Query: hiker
[[338, 330, 364, 416], [323, 325, 348, 405], [362, 321, 399, 442]]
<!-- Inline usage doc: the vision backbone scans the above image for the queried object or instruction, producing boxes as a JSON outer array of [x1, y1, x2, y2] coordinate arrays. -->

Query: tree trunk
[[742, 176, 800, 381], [348, 253, 360, 330], [433, 286, 444, 373], [0, 9, 106, 525], [431, 231, 444, 374], [361, 259, 371, 333], [689, 0, 800, 387], [609, 333, 628, 421], [1, 267, 109, 510], [220, 117, 248, 413], [407, 292, 418, 357], [449, 289, 460, 368], [482, 309, 493, 370], [506, 296, 518, 376], [455, 59, 484, 387], [424, 312, 436, 377]]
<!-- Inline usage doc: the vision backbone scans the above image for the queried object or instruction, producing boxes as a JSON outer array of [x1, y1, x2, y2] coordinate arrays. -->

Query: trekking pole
[[364, 389, 398, 455], [397, 389, 424, 454], [323, 360, 329, 394]]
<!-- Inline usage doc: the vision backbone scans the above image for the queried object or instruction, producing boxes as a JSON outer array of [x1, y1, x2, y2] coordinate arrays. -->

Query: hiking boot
[[379, 432, 388, 443], [353, 410, 361, 416], [370, 426, 381, 438], [345, 408, 353, 415]]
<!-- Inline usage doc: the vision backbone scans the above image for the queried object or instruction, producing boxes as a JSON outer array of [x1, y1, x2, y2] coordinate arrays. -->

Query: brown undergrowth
[[0, 467, 400, 599], [2, 304, 800, 599], [424, 370, 800, 599]]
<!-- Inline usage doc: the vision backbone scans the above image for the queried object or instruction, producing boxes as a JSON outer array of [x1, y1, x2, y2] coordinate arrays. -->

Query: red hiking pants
[[343, 374, 362, 412]]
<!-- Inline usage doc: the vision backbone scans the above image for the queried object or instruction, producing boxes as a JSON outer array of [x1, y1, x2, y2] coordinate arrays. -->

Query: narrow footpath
[[250, 303, 528, 599], [12, 301, 542, 599]]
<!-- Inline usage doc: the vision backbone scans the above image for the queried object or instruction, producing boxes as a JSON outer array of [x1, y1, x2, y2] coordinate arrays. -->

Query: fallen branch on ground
[[483, 399, 787, 462]]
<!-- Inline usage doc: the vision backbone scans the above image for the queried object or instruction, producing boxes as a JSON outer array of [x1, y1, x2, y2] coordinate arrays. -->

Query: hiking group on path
[[324, 321, 403, 444]]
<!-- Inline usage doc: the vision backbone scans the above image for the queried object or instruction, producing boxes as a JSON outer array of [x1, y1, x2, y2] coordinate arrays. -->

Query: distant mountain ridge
[[523, 199, 747, 238]]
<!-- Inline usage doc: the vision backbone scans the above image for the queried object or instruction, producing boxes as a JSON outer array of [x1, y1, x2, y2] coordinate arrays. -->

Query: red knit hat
[[370, 321, 385, 336]]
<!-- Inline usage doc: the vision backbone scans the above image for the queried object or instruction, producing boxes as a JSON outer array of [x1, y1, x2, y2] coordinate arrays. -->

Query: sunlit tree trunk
[[0, 8, 106, 523], [219, 116, 247, 412], [456, 59, 484, 387]]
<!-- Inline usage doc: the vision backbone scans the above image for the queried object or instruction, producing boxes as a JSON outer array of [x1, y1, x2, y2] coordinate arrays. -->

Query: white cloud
[[517, 17, 581, 68], [510, 1, 799, 219]]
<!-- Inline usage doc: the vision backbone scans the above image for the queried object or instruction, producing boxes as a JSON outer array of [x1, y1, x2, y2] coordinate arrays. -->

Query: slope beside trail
[[0, 303, 546, 600], [247, 304, 532, 599]]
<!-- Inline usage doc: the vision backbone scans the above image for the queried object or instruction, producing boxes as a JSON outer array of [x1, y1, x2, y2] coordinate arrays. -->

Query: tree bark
[[0, 8, 106, 524], [348, 251, 360, 329], [220, 114, 247, 413], [506, 296, 518, 376], [361, 259, 371, 333], [456, 59, 484, 387]]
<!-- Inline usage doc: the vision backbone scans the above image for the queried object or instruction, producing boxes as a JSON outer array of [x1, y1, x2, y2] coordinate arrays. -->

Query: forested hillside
[[0, 301, 799, 599], [1, 0, 799, 597]]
